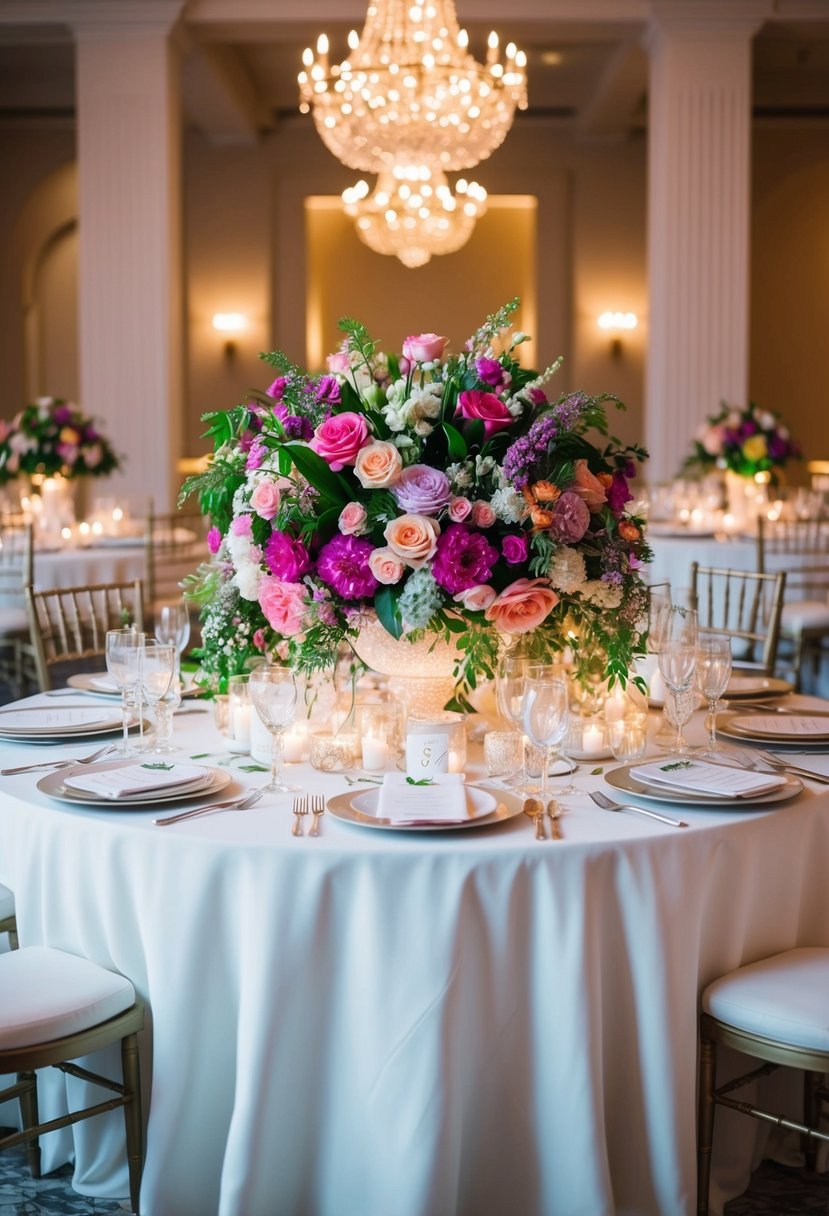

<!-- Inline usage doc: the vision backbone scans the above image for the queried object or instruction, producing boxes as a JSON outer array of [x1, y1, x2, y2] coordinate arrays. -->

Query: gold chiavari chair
[[690, 563, 786, 678], [757, 514, 829, 689], [0, 517, 35, 698], [24, 580, 144, 692], [143, 502, 206, 631]]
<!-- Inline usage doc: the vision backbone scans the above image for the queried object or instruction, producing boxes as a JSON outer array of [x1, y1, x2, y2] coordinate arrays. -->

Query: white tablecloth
[[2, 697, 829, 1216], [33, 539, 147, 591], [647, 529, 758, 594]]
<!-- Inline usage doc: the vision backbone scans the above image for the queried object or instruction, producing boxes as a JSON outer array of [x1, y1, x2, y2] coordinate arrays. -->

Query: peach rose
[[368, 546, 406, 585], [454, 583, 497, 611], [402, 333, 449, 364], [448, 496, 472, 523], [470, 500, 496, 528], [484, 577, 559, 635], [354, 440, 403, 489], [384, 513, 440, 569], [618, 520, 641, 541], [570, 460, 607, 512], [338, 502, 368, 535], [250, 479, 282, 520]]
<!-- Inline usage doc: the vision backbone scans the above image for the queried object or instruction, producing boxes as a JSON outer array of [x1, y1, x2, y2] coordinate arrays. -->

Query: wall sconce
[[597, 310, 638, 358], [212, 312, 248, 362]]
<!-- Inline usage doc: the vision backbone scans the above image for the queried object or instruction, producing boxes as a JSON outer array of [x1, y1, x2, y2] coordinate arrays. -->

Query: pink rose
[[455, 389, 514, 439], [207, 526, 222, 554], [231, 514, 253, 537], [453, 584, 497, 611], [83, 443, 103, 469], [570, 459, 607, 513], [484, 577, 559, 635], [250, 479, 282, 520], [383, 513, 441, 569], [402, 333, 449, 364], [327, 350, 350, 374], [470, 500, 496, 528], [448, 496, 472, 523], [258, 576, 308, 637], [338, 501, 368, 535], [354, 441, 403, 489], [368, 546, 406, 585], [310, 412, 370, 471]]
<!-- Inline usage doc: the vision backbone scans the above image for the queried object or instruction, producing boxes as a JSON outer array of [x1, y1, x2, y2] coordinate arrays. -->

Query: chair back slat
[[691, 562, 786, 675], [24, 580, 144, 691], [143, 502, 206, 628]]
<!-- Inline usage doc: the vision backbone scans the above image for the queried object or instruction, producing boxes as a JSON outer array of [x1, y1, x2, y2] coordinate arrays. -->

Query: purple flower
[[264, 532, 311, 583], [432, 525, 500, 595], [231, 515, 253, 537], [53, 405, 73, 425], [246, 439, 267, 471], [768, 434, 788, 460], [207, 526, 222, 555], [316, 534, 378, 601], [283, 415, 313, 441], [606, 474, 633, 517], [548, 492, 590, 543], [393, 464, 452, 516], [501, 533, 528, 565], [266, 377, 288, 400], [315, 374, 341, 405], [475, 357, 506, 388]]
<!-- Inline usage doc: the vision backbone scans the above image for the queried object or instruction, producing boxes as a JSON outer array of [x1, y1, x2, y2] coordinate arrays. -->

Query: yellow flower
[[742, 434, 767, 462], [59, 426, 80, 444]]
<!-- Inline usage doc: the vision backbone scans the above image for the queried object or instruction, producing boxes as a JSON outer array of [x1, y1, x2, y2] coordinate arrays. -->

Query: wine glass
[[152, 676, 182, 754], [249, 667, 299, 793], [140, 641, 177, 752], [657, 607, 698, 755], [695, 633, 732, 755], [521, 671, 569, 806], [155, 600, 191, 678], [647, 585, 677, 750], [495, 653, 532, 787], [105, 628, 145, 755]]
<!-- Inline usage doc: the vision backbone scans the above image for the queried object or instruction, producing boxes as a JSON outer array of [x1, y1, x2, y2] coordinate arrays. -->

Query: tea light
[[361, 735, 390, 771], [283, 721, 309, 763], [227, 674, 252, 754], [78, 520, 90, 537], [604, 689, 627, 723], [582, 723, 605, 756]]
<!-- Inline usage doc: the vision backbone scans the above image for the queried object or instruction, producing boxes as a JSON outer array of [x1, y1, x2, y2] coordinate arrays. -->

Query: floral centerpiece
[[182, 299, 651, 709], [683, 401, 800, 482], [0, 396, 121, 485]]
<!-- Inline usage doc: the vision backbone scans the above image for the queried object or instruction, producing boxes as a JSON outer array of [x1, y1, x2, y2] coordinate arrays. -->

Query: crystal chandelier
[[342, 165, 487, 267], [298, 1, 527, 175]]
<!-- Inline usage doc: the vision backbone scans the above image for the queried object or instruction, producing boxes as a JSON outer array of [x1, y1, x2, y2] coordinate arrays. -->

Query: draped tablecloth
[[1, 697, 829, 1216]]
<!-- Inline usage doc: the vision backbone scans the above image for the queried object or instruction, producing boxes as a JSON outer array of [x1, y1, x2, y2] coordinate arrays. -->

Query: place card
[[629, 759, 787, 799], [377, 772, 468, 823]]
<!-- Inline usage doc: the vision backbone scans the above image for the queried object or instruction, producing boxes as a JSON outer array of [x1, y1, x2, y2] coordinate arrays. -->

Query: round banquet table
[[2, 695, 829, 1216]]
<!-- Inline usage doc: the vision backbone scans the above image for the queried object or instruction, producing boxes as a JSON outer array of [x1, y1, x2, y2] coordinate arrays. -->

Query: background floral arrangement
[[183, 299, 651, 708], [0, 396, 121, 485], [683, 400, 800, 480]]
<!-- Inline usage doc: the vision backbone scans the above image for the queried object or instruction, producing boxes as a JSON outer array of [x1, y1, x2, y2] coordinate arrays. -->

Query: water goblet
[[695, 633, 732, 755], [105, 628, 145, 755], [152, 676, 182, 754], [657, 606, 698, 755], [249, 668, 300, 793], [140, 641, 177, 752], [521, 671, 569, 806], [495, 653, 533, 788]]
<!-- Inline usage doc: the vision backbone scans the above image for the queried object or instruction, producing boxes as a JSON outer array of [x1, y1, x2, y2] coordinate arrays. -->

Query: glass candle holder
[[357, 703, 393, 772], [309, 730, 359, 773], [484, 730, 524, 779], [607, 715, 649, 762], [227, 675, 252, 754], [566, 716, 609, 760], [212, 693, 230, 738], [405, 713, 466, 777]]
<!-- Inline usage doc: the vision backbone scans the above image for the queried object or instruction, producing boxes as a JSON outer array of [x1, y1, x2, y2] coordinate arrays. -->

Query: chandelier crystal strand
[[298, 0, 527, 174], [342, 166, 487, 267]]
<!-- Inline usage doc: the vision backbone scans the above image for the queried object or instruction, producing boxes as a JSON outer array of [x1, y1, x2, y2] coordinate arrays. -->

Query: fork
[[308, 794, 325, 836], [153, 788, 263, 826], [743, 749, 829, 785], [292, 795, 308, 837], [1, 743, 115, 777], [589, 789, 688, 828]]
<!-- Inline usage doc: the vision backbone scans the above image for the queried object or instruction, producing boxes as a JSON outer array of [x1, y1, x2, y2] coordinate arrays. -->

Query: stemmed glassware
[[155, 600, 191, 664], [521, 669, 569, 806], [657, 606, 699, 756], [248, 667, 299, 793], [105, 628, 145, 755], [695, 633, 732, 755], [495, 652, 532, 787], [647, 585, 676, 750], [140, 641, 177, 752]]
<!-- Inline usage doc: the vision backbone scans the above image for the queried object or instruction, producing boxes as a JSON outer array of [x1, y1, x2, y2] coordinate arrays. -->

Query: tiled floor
[[0, 1145, 827, 1216]]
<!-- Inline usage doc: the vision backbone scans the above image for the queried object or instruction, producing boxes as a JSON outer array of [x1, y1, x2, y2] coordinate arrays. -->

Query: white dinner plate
[[38, 760, 231, 807], [327, 784, 522, 831], [722, 676, 794, 700], [66, 671, 202, 699], [0, 705, 123, 737], [716, 712, 829, 745], [605, 763, 803, 808]]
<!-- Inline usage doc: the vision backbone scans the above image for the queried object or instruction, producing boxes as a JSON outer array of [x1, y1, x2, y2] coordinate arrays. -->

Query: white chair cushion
[[0, 946, 136, 1050], [0, 882, 14, 921], [703, 947, 829, 1052], [781, 600, 829, 634]]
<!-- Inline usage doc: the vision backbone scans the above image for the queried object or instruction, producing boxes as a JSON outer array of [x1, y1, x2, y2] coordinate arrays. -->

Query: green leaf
[[441, 422, 467, 461], [141, 762, 174, 770], [238, 764, 269, 773], [374, 584, 404, 640], [283, 444, 350, 505], [405, 776, 434, 786], [590, 767, 604, 776]]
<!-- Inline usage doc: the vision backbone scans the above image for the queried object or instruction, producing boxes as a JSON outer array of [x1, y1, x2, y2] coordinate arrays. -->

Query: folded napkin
[[90, 676, 120, 692], [629, 759, 787, 799], [377, 772, 469, 823], [64, 762, 207, 800], [0, 706, 119, 731]]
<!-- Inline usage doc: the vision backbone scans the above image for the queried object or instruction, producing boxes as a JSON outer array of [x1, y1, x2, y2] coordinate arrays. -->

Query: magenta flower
[[432, 525, 500, 595], [393, 464, 452, 516], [230, 515, 253, 537], [455, 389, 514, 439], [315, 374, 341, 405], [475, 357, 507, 389], [316, 534, 379, 601], [265, 377, 288, 400], [501, 533, 528, 565], [264, 532, 311, 583], [246, 439, 267, 471], [310, 412, 370, 471], [207, 526, 222, 555], [607, 474, 633, 517], [549, 491, 590, 543]]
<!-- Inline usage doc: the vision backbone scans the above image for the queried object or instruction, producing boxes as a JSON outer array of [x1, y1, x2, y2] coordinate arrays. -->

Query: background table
[[2, 698, 829, 1216]]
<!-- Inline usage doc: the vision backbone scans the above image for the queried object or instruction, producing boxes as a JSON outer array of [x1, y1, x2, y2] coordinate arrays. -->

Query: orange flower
[[618, 521, 640, 541], [596, 472, 613, 489], [530, 506, 554, 529], [531, 480, 561, 503]]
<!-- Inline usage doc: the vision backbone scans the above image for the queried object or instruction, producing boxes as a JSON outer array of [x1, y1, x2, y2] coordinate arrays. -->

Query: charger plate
[[38, 759, 231, 808], [327, 784, 523, 831], [605, 763, 802, 808], [66, 672, 202, 699], [0, 705, 122, 737], [722, 675, 794, 700], [716, 712, 829, 745]]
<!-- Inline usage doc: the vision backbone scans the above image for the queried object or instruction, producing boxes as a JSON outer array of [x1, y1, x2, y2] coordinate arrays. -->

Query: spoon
[[523, 797, 546, 841], [547, 799, 563, 840]]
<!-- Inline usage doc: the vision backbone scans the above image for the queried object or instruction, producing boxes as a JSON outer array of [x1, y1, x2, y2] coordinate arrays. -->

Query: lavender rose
[[393, 464, 452, 516], [548, 491, 590, 543]]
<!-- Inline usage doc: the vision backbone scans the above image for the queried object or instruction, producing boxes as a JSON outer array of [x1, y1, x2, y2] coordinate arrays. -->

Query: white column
[[645, 1, 766, 482], [73, 2, 185, 512]]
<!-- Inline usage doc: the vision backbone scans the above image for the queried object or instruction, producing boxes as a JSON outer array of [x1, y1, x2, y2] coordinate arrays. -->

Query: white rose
[[757, 411, 775, 431]]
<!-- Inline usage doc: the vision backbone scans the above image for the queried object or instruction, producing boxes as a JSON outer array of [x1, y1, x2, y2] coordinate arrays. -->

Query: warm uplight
[[212, 313, 248, 334], [597, 311, 638, 331]]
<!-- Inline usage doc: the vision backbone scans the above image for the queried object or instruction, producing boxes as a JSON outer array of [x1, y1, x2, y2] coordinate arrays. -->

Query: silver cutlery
[[153, 788, 263, 826], [741, 749, 829, 785], [308, 794, 325, 836], [523, 797, 546, 840], [589, 789, 688, 828], [291, 795, 308, 836], [1, 743, 115, 777]]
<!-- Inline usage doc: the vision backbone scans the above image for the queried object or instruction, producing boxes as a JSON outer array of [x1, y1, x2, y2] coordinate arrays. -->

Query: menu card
[[732, 715, 829, 737], [377, 772, 468, 823], [629, 759, 788, 799], [65, 762, 207, 799]]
